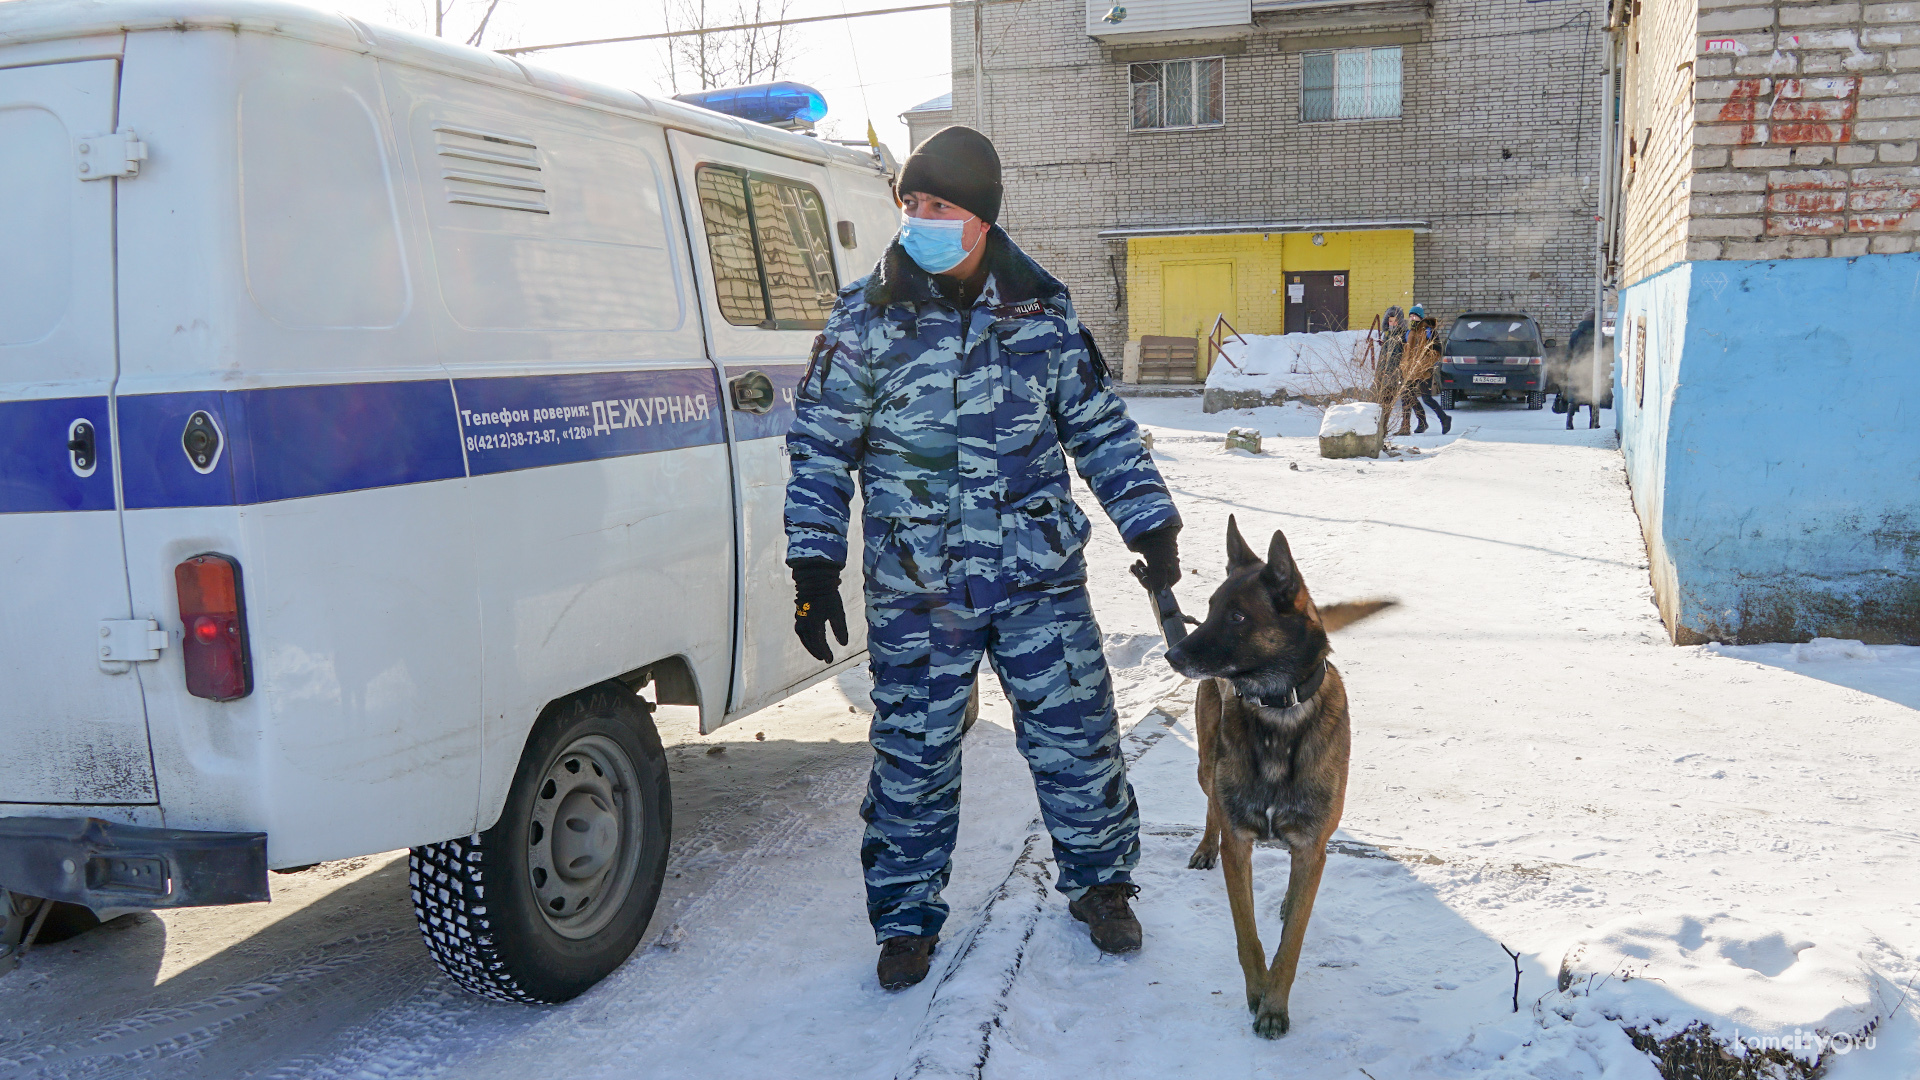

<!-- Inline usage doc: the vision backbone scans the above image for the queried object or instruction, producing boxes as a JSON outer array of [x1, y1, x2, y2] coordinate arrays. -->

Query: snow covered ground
[[3, 397, 1916, 1080]]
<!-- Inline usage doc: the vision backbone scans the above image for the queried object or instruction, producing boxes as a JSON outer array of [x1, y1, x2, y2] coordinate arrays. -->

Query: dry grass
[[1619, 1017, 1886, 1080]]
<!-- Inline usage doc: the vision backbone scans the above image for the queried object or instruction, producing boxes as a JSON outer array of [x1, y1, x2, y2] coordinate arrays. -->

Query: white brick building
[[931, 0, 1607, 375]]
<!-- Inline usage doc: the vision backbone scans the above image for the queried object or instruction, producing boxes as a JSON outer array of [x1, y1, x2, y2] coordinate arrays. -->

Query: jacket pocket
[[864, 510, 948, 596], [1003, 492, 1090, 587]]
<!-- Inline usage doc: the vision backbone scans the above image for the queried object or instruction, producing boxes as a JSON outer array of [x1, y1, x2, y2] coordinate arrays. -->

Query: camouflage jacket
[[785, 228, 1179, 610]]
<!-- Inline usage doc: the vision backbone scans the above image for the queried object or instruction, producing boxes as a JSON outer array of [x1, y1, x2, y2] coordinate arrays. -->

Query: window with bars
[[1129, 58, 1224, 131], [694, 165, 839, 329], [1301, 47, 1402, 122]]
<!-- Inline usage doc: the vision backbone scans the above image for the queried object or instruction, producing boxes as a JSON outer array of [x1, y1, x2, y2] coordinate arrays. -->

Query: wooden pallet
[[1137, 335, 1199, 384]]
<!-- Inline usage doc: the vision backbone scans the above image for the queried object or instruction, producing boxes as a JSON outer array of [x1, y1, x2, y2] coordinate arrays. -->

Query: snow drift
[[1207, 330, 1377, 399]]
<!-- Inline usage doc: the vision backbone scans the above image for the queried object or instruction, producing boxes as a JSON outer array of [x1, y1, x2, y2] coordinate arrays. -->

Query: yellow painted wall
[[1280, 231, 1350, 271], [1125, 230, 1416, 357], [1127, 234, 1286, 340], [1347, 230, 1415, 329]]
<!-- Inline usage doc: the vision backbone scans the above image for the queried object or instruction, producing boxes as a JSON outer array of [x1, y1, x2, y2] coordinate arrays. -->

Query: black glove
[[791, 559, 849, 663], [1127, 524, 1182, 592]]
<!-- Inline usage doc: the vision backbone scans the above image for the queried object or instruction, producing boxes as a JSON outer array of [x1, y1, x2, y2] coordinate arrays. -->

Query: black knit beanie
[[898, 126, 1002, 224]]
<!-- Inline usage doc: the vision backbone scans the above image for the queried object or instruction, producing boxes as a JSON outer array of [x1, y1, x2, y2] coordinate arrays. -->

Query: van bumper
[[0, 817, 268, 909]]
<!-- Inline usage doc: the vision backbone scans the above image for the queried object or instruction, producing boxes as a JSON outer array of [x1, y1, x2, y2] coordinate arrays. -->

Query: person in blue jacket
[[783, 127, 1182, 990]]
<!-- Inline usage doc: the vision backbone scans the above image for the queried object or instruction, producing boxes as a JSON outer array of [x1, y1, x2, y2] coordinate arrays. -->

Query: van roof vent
[[434, 124, 549, 215]]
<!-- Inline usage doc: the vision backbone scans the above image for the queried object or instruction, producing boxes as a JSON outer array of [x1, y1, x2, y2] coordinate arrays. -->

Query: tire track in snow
[[893, 701, 1187, 1080], [269, 750, 877, 1080]]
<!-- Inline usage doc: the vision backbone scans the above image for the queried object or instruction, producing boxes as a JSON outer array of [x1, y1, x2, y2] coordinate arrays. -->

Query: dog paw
[[1252, 1007, 1291, 1040], [1187, 847, 1218, 870]]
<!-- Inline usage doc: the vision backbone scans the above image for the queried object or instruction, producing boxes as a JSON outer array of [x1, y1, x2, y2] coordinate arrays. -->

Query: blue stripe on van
[[119, 381, 466, 509], [0, 396, 117, 513], [12, 369, 739, 513], [728, 362, 807, 443], [454, 368, 725, 477]]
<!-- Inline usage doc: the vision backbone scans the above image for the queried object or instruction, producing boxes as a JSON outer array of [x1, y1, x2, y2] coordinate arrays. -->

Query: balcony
[[1085, 0, 1252, 42]]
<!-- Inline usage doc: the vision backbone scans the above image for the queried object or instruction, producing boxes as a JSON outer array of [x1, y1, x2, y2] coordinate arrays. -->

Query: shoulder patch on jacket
[[1078, 327, 1111, 387], [993, 298, 1046, 320]]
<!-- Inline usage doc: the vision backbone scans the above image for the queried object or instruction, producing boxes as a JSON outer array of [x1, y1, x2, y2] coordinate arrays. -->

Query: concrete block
[[1780, 3, 1862, 25], [1736, 54, 1799, 76], [1696, 122, 1768, 145], [1860, 95, 1920, 117], [1865, 2, 1919, 22], [1693, 171, 1769, 192], [1700, 8, 1777, 32], [1697, 77, 1767, 100], [1720, 238, 1797, 258], [1765, 213, 1848, 234], [1686, 239, 1727, 259], [1122, 339, 1141, 383], [1831, 235, 1872, 255], [1733, 147, 1795, 167], [1784, 237, 1832, 256], [1869, 232, 1918, 251], [1692, 216, 1768, 238], [1839, 144, 1881, 162], [1854, 119, 1920, 139], [1863, 28, 1920, 48], [1696, 147, 1734, 168], [1226, 426, 1265, 453], [1883, 141, 1920, 161], [1695, 193, 1769, 215]]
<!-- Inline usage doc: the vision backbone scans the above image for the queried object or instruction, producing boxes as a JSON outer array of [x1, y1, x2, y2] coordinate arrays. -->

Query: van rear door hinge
[[76, 129, 147, 181], [100, 619, 171, 662]]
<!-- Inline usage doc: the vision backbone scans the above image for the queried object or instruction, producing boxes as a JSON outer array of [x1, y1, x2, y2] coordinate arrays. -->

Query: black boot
[[1069, 883, 1143, 954], [1440, 413, 1452, 435], [877, 934, 938, 990]]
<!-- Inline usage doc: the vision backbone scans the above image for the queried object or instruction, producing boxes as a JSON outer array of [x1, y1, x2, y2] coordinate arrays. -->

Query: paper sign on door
[[1287, 284, 1305, 303]]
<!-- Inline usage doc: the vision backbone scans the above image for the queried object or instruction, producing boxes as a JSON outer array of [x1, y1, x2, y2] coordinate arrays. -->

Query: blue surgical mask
[[898, 214, 979, 274]]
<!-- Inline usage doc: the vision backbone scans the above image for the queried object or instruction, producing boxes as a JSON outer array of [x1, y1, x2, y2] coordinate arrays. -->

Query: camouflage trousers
[[861, 586, 1140, 941]]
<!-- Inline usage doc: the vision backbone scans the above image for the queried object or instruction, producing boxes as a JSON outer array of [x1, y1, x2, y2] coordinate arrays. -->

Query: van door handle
[[67, 419, 97, 476], [728, 370, 775, 415]]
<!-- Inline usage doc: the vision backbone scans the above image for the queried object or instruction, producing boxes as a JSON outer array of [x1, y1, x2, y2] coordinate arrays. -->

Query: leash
[[1129, 561, 1196, 648]]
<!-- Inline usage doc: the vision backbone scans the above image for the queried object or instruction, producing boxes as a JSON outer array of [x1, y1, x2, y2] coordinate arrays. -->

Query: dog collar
[[1245, 659, 1328, 709]]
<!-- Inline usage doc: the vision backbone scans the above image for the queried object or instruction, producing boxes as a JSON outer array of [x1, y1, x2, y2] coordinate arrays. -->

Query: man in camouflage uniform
[[783, 127, 1183, 990]]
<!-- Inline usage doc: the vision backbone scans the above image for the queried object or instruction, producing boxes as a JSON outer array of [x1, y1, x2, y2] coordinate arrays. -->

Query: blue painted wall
[[1616, 253, 1920, 645]]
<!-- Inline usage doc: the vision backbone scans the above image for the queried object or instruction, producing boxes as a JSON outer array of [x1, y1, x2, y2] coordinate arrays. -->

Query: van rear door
[[0, 58, 159, 805]]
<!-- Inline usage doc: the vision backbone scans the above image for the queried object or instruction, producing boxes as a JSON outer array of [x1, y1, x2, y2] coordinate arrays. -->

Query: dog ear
[[1262, 529, 1300, 594], [1318, 599, 1398, 632], [1225, 515, 1261, 570]]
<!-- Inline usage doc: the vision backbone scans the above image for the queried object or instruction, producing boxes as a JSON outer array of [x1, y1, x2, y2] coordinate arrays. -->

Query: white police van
[[0, 0, 901, 1001]]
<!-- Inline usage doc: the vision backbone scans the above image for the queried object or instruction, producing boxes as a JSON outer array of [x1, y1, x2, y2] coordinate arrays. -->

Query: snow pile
[[1789, 637, 1881, 663], [1207, 330, 1376, 397], [1549, 912, 1885, 1059], [1319, 400, 1380, 437]]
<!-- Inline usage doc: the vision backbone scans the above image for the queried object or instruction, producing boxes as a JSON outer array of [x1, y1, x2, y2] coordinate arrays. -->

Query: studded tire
[[410, 683, 671, 1003]]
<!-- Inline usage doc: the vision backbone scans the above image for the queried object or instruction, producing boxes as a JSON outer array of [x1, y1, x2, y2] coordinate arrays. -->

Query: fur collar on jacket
[[862, 225, 1067, 309]]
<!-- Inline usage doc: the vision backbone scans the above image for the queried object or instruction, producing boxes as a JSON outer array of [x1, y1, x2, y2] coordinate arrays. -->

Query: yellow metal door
[[1162, 261, 1235, 376]]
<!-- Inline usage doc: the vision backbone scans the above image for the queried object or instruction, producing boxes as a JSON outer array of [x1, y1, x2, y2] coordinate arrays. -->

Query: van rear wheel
[[410, 684, 671, 1003]]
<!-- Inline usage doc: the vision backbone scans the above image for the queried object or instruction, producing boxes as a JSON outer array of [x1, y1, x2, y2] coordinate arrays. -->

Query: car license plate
[[1472, 374, 1507, 384]]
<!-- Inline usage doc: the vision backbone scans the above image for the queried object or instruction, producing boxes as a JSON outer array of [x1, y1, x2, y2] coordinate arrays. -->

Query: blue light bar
[[673, 81, 829, 130]]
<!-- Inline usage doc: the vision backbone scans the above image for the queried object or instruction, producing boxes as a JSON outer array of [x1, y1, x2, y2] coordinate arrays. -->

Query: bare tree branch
[[666, 0, 796, 91], [465, 0, 502, 47]]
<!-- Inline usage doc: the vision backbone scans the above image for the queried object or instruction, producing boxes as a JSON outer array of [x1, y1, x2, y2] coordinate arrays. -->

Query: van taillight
[[175, 554, 252, 701]]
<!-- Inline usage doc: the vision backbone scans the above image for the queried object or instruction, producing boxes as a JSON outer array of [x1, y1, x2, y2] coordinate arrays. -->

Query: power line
[[497, 0, 1021, 56]]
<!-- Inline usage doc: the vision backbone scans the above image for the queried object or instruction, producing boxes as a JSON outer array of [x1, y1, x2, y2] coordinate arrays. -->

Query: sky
[[321, 0, 954, 158]]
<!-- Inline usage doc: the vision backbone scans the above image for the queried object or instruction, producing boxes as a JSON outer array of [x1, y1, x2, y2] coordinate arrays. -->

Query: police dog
[[1164, 517, 1394, 1039]]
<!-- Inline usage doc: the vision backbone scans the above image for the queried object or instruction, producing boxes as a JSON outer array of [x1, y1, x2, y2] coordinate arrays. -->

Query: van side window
[[695, 165, 837, 330]]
